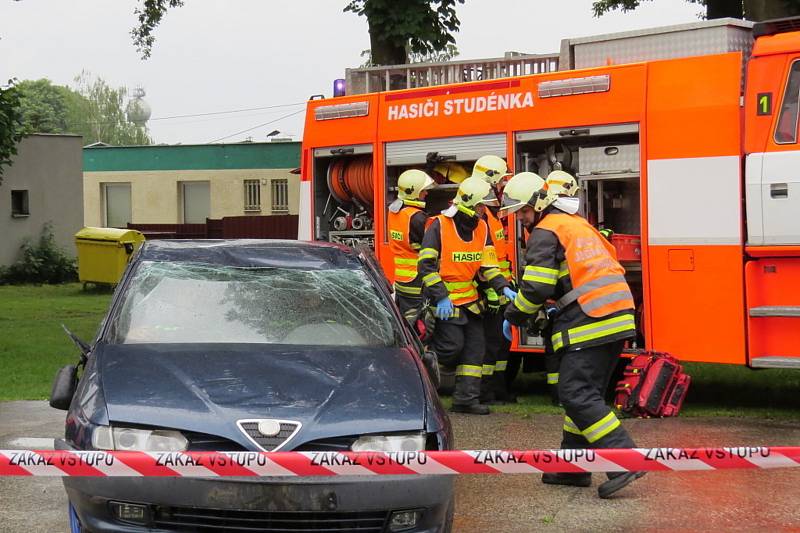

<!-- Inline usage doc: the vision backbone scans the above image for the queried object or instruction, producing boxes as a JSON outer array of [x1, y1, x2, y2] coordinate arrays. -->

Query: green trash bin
[[74, 227, 145, 285]]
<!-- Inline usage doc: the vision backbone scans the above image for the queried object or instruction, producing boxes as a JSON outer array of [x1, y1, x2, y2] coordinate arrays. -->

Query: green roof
[[83, 142, 301, 172]]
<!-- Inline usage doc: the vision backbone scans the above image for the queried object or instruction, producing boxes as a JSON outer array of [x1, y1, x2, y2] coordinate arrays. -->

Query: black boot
[[542, 472, 592, 487], [450, 403, 491, 415], [598, 471, 646, 499]]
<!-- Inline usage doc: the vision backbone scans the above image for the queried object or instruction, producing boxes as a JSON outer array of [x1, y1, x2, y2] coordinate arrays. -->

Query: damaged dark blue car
[[50, 240, 453, 533]]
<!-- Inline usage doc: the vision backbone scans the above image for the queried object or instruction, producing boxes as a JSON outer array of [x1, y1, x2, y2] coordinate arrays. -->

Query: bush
[[0, 223, 77, 284]]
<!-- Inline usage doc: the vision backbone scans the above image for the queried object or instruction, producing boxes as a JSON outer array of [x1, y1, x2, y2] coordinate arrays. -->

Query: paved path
[[1, 401, 799, 531]]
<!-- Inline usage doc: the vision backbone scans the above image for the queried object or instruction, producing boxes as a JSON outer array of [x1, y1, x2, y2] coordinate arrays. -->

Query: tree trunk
[[745, 0, 800, 21], [706, 0, 744, 19], [368, 25, 407, 66]]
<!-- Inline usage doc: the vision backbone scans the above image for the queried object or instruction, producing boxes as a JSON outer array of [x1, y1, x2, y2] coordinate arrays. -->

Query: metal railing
[[345, 52, 560, 95]]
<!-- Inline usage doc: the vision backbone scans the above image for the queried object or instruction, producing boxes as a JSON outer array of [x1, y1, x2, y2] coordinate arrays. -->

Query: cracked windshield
[[107, 261, 399, 346]]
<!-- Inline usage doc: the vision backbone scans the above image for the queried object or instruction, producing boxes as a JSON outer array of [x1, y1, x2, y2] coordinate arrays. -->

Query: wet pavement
[[0, 401, 799, 531]]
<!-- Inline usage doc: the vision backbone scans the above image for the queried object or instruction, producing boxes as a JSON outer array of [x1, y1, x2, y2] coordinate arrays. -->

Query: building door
[[104, 183, 131, 228], [181, 181, 210, 223]]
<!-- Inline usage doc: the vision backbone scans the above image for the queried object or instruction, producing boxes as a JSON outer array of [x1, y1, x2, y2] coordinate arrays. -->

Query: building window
[[181, 181, 210, 223], [11, 190, 30, 217], [244, 179, 261, 212], [103, 183, 131, 228], [271, 179, 289, 214]]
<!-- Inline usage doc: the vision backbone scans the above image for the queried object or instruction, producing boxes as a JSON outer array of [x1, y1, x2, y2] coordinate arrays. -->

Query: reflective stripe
[[419, 248, 439, 260], [583, 412, 621, 443], [484, 268, 503, 281], [394, 283, 422, 295], [514, 292, 541, 314], [495, 360, 508, 372], [522, 265, 558, 285], [555, 274, 627, 309], [552, 332, 565, 351], [395, 269, 418, 278], [579, 290, 634, 315], [482, 364, 495, 376], [566, 314, 636, 346], [423, 272, 443, 286], [547, 373, 559, 385], [498, 260, 511, 269], [456, 364, 483, 378], [558, 261, 569, 279], [411, 243, 422, 251], [394, 257, 419, 265], [445, 280, 478, 301], [564, 416, 582, 435], [444, 280, 474, 289]]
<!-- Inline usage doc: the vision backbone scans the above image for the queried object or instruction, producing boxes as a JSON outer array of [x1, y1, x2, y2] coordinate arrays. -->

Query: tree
[[0, 80, 24, 186], [14, 74, 152, 145], [360, 43, 460, 67], [344, 0, 465, 65], [71, 72, 153, 146], [130, 0, 464, 66], [592, 0, 800, 20], [15, 79, 82, 135]]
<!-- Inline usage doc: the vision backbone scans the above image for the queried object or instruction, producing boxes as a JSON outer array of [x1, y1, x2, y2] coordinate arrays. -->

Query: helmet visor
[[477, 188, 499, 206]]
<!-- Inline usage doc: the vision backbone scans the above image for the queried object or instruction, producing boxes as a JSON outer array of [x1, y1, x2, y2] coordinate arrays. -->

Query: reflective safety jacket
[[505, 209, 636, 352], [418, 211, 509, 316], [387, 203, 428, 297], [484, 208, 513, 283]]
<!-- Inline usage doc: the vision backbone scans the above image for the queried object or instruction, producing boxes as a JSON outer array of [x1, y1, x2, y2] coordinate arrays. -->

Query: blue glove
[[502, 319, 513, 341], [435, 298, 454, 320], [503, 287, 517, 301]]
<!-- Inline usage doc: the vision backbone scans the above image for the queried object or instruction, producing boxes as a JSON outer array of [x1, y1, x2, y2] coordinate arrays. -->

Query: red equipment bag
[[614, 352, 691, 418]]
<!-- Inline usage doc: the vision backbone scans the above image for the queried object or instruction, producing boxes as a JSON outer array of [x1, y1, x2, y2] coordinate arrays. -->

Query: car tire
[[441, 496, 455, 533]]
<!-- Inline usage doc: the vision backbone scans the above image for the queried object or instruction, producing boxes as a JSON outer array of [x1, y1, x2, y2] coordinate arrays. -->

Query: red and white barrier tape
[[1, 447, 799, 477]]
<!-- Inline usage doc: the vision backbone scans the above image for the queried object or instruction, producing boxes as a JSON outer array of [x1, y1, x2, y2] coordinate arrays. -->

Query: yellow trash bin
[[74, 227, 145, 285]]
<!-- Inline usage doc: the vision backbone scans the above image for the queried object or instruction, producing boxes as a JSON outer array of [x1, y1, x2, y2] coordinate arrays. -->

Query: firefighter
[[419, 176, 514, 415], [471, 155, 516, 404], [540, 170, 581, 405], [500, 171, 644, 498], [388, 169, 436, 319]]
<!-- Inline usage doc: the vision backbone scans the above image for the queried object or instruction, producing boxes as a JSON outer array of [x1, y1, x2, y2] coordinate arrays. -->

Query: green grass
[[0, 283, 112, 401], [443, 361, 800, 420]]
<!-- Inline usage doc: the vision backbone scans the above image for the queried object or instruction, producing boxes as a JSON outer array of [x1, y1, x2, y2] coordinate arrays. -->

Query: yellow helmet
[[434, 162, 469, 184], [472, 155, 511, 185], [499, 172, 547, 217], [546, 170, 579, 197], [453, 176, 495, 209], [397, 169, 435, 201]]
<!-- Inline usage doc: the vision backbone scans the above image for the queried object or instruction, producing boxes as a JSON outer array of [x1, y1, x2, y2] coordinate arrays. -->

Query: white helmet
[[453, 176, 495, 208], [472, 155, 511, 185], [499, 172, 547, 216], [397, 169, 435, 201], [546, 170, 579, 197]]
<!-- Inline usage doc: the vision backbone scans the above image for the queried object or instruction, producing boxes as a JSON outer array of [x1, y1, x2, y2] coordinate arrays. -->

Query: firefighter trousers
[[543, 324, 561, 404], [395, 292, 423, 322], [558, 340, 635, 467], [482, 305, 511, 398], [432, 309, 485, 406]]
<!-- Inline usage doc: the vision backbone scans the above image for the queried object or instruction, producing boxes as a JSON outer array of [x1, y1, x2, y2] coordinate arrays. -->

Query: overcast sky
[[1, 0, 702, 144]]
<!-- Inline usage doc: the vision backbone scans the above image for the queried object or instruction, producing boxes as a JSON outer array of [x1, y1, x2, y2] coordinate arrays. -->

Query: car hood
[[96, 343, 426, 449]]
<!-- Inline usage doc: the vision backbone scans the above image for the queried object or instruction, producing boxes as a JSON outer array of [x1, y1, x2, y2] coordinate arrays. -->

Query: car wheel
[[438, 366, 455, 396], [68, 502, 82, 533], [441, 496, 455, 533]]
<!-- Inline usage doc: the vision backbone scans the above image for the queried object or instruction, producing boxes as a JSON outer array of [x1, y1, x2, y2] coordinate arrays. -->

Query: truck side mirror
[[49, 364, 78, 410]]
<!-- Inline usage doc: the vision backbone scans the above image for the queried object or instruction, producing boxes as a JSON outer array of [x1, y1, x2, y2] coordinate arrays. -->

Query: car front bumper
[[64, 474, 454, 533]]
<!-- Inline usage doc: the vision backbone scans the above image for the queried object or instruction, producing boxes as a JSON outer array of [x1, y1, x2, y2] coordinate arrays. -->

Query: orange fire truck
[[300, 17, 800, 370]]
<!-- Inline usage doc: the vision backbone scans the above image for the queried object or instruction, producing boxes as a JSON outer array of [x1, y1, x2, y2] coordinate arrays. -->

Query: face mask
[[553, 196, 580, 215]]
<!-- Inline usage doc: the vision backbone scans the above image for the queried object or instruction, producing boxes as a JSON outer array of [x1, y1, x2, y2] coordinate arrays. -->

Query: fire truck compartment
[[514, 124, 645, 350], [312, 144, 375, 248], [745, 258, 800, 368]]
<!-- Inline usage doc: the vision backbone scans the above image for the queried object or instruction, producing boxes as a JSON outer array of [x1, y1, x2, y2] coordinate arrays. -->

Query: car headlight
[[351, 433, 425, 452], [92, 426, 188, 451]]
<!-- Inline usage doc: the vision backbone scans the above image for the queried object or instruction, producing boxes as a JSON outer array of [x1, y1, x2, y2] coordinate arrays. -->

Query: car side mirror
[[49, 364, 78, 410]]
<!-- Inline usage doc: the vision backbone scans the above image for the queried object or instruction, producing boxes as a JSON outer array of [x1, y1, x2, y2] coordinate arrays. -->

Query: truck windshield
[[106, 261, 401, 347]]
